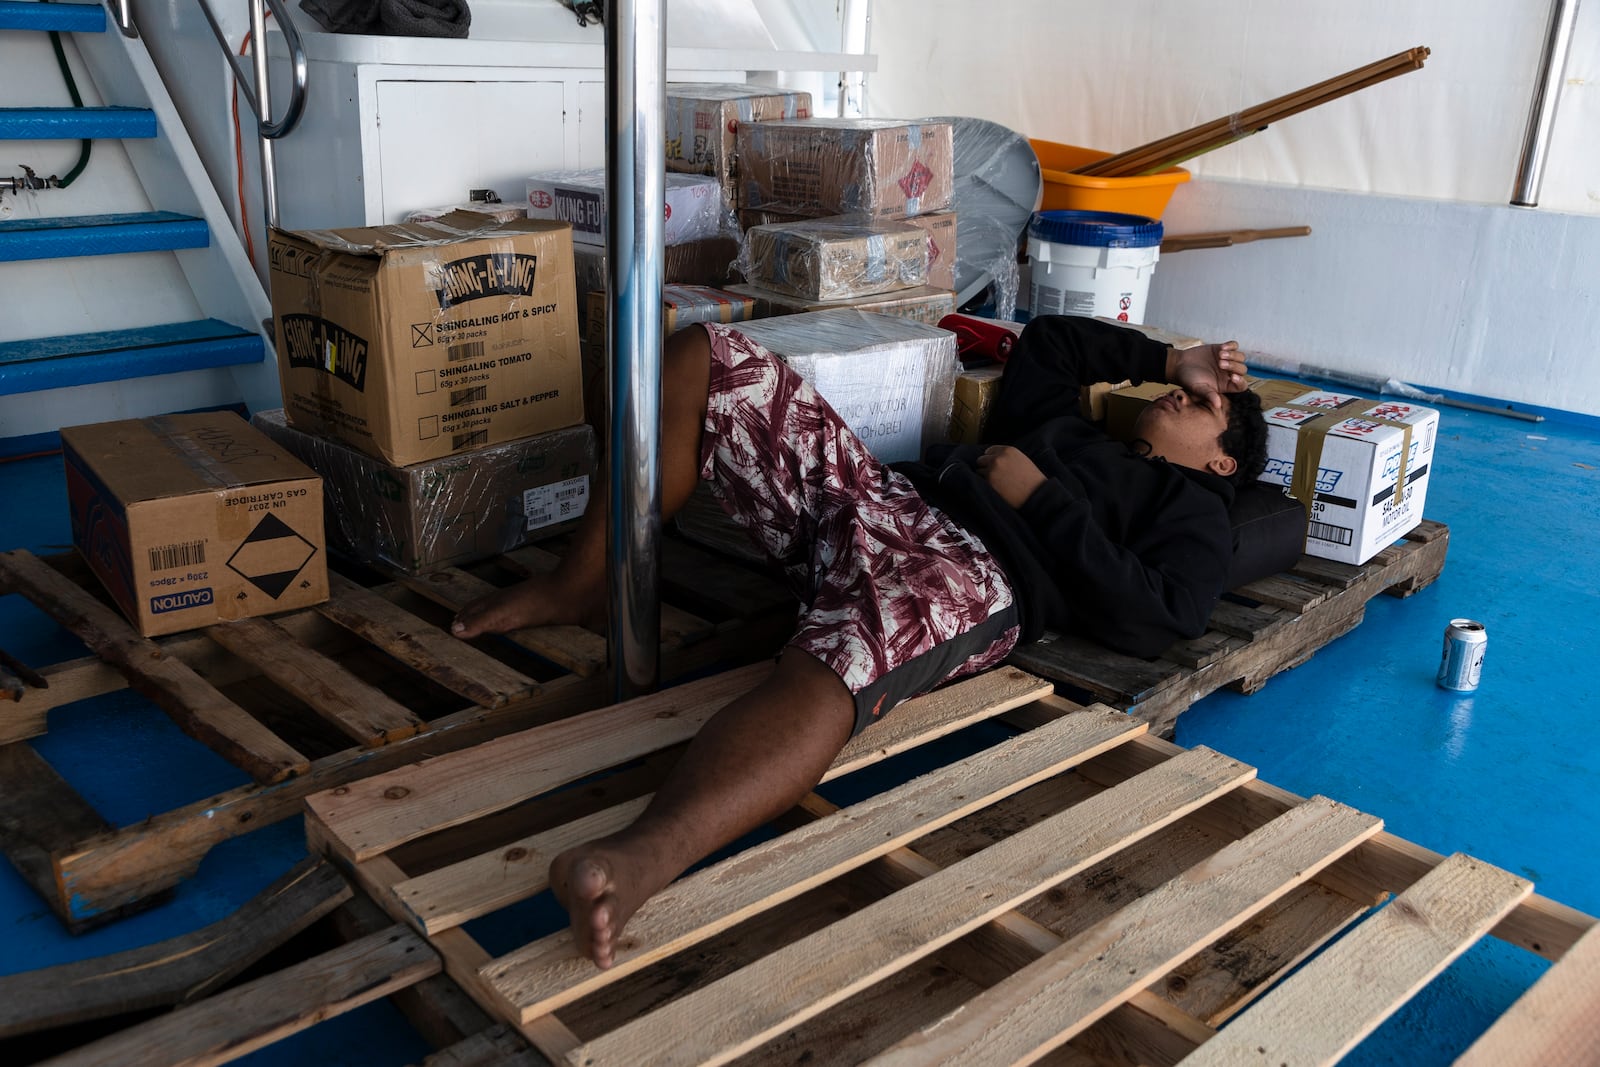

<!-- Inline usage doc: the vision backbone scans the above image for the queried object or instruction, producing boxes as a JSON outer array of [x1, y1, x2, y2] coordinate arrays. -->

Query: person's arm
[[985, 317, 1169, 443]]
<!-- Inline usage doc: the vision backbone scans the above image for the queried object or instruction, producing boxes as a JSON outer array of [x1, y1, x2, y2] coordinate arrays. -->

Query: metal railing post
[[1511, 0, 1580, 207], [605, 0, 666, 701]]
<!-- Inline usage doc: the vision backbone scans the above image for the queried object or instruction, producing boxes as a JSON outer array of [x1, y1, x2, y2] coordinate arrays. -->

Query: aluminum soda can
[[1437, 619, 1487, 692]]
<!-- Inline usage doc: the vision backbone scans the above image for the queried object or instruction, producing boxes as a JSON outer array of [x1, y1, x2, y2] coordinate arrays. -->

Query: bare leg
[[451, 327, 715, 638], [549, 647, 854, 968]]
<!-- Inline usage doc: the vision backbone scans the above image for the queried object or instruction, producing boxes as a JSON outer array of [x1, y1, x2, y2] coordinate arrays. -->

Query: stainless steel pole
[[1511, 0, 1580, 207], [605, 0, 666, 700], [249, 0, 278, 228]]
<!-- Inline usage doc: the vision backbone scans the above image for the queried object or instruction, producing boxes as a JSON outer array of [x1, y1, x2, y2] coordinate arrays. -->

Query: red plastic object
[[939, 314, 1017, 363]]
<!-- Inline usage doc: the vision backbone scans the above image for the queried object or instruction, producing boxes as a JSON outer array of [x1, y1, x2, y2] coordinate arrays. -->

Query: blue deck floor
[[1, 398, 1597, 1065]]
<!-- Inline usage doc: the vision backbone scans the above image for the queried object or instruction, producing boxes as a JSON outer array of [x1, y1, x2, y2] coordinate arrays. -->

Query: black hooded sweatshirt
[[893, 316, 1236, 658]]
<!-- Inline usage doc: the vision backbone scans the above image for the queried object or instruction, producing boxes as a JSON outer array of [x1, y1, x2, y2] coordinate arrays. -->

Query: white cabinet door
[[375, 79, 569, 222]]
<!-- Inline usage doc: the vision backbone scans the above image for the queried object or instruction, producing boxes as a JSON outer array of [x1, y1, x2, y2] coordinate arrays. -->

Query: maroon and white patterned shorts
[[697, 322, 1020, 735]]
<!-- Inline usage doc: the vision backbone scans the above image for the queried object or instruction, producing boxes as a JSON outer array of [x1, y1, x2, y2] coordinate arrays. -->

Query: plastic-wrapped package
[[738, 217, 928, 300], [743, 209, 957, 292], [525, 170, 732, 246], [726, 282, 954, 327], [736, 118, 954, 218], [729, 309, 958, 463], [251, 410, 598, 574], [404, 200, 528, 224], [666, 83, 813, 209], [572, 238, 741, 336]]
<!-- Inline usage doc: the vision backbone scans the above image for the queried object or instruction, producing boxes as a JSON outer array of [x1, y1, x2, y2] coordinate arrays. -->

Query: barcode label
[[448, 340, 484, 363], [452, 429, 488, 450], [524, 475, 591, 531], [450, 384, 487, 406], [1308, 519, 1354, 546], [149, 540, 206, 571]]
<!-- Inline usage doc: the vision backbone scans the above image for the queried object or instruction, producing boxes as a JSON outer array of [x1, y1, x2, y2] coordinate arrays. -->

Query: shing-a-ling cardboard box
[[62, 412, 328, 637], [268, 213, 583, 467], [1258, 390, 1440, 564]]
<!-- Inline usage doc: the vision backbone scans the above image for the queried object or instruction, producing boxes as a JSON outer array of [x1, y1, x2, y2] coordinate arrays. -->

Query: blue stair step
[[0, 0, 105, 32], [0, 319, 264, 396], [0, 106, 157, 140], [0, 211, 209, 262]]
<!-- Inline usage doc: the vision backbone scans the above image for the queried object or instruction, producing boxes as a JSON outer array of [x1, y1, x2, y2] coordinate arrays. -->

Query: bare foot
[[451, 574, 604, 639], [549, 841, 668, 969]]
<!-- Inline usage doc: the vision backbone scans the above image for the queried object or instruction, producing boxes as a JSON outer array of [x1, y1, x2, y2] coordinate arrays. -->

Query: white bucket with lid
[[1027, 210, 1163, 324]]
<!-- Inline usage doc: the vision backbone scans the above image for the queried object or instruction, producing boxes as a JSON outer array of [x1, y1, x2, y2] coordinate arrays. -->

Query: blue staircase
[[0, 1, 271, 450]]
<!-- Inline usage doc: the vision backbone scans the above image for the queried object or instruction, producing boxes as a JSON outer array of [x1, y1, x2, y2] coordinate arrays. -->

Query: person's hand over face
[[1169, 341, 1248, 413]]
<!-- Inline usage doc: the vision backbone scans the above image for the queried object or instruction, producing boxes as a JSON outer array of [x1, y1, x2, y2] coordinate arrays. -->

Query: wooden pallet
[[1011, 519, 1450, 736], [293, 662, 1595, 1067], [0, 537, 797, 930]]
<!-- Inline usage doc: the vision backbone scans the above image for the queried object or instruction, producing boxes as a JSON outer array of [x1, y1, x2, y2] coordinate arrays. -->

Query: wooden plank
[[1289, 554, 1366, 589], [0, 741, 119, 930], [566, 745, 1256, 1067], [394, 566, 608, 677], [44, 925, 439, 1067], [421, 1025, 546, 1067], [1205, 599, 1288, 641], [318, 573, 538, 708], [499, 545, 714, 649], [1008, 634, 1182, 704], [482, 706, 1147, 1019], [394, 671, 1054, 935], [1455, 922, 1600, 1067], [205, 615, 427, 746], [1180, 853, 1533, 1067], [864, 797, 1383, 1066], [305, 664, 771, 863], [660, 536, 796, 620], [1057, 725, 1594, 961], [0, 643, 46, 699], [307, 664, 1049, 866], [1230, 573, 1330, 613], [1163, 630, 1238, 670], [0, 550, 308, 783], [0, 858, 350, 1037]]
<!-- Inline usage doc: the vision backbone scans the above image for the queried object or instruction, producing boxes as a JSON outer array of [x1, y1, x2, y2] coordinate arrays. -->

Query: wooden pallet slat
[[864, 796, 1383, 1066], [0, 859, 351, 1038], [1455, 922, 1600, 1067], [499, 544, 715, 649], [481, 704, 1148, 1021], [205, 615, 428, 746], [0, 549, 309, 783], [0, 741, 124, 930], [317, 573, 538, 708], [1181, 852, 1534, 1067], [564, 745, 1257, 1067], [42, 925, 440, 1067]]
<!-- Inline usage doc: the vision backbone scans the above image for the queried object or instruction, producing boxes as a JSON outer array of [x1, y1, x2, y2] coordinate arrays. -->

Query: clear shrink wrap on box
[[573, 239, 741, 337], [251, 410, 597, 574], [726, 282, 954, 327], [741, 209, 957, 292], [736, 118, 954, 219], [737, 216, 928, 301], [525, 169, 734, 246], [729, 309, 958, 463], [666, 83, 813, 209]]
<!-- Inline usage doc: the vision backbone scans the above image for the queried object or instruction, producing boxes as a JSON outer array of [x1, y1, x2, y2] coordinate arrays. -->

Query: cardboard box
[[739, 209, 956, 292], [737, 118, 954, 218], [573, 239, 741, 335], [948, 363, 1005, 444], [582, 285, 759, 432], [666, 83, 812, 209], [61, 412, 328, 637], [252, 410, 596, 574], [525, 170, 726, 246], [726, 283, 955, 327], [729, 309, 959, 463], [742, 217, 928, 300], [268, 213, 584, 468], [1257, 390, 1440, 564]]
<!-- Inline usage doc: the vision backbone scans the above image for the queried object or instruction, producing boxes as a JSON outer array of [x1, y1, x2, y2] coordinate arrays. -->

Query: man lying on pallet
[[452, 315, 1269, 969]]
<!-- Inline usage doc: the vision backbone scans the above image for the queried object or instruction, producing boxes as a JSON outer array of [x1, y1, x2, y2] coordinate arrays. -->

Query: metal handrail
[[194, 0, 309, 140], [109, 0, 138, 38]]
